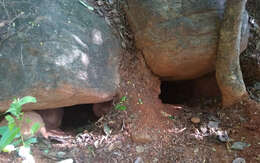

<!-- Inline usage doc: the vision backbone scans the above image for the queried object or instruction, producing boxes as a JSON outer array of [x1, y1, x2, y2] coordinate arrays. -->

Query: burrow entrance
[[37, 101, 114, 134], [60, 104, 99, 132], [159, 80, 194, 105], [159, 73, 220, 105]]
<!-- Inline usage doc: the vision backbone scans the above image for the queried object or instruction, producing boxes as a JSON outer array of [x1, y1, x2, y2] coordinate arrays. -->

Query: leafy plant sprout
[[0, 96, 40, 156], [114, 96, 127, 111]]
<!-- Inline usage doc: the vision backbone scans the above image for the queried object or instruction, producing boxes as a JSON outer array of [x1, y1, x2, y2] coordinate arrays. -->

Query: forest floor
[[0, 0, 260, 162]]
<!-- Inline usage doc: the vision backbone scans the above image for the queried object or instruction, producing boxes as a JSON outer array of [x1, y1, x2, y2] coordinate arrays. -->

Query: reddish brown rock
[[192, 73, 221, 97], [191, 117, 201, 124], [93, 101, 113, 117], [37, 108, 64, 130], [125, 0, 249, 80]]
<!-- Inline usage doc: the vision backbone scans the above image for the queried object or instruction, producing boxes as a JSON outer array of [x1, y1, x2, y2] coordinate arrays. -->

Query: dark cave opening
[[61, 104, 99, 131], [159, 80, 194, 105], [159, 73, 221, 105]]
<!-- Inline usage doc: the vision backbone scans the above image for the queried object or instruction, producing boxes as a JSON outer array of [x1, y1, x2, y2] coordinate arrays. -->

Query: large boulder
[[0, 0, 121, 112], [125, 0, 249, 80]]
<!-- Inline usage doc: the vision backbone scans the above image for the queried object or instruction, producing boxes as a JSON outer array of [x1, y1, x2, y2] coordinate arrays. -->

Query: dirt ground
[[0, 0, 260, 162]]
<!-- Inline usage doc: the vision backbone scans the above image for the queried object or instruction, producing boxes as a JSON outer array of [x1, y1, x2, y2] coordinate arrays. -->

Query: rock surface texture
[[125, 0, 249, 80], [37, 109, 64, 130], [93, 101, 113, 117], [0, 0, 121, 111]]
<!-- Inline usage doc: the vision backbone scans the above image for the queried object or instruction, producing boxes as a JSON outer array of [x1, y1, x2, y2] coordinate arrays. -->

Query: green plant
[[0, 96, 39, 153], [137, 98, 143, 105], [168, 115, 175, 120], [114, 96, 127, 111]]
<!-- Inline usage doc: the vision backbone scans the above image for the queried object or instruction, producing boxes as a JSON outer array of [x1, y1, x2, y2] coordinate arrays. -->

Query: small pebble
[[208, 121, 219, 129], [134, 157, 144, 163], [194, 148, 199, 153], [231, 142, 250, 150], [57, 159, 74, 163], [136, 145, 145, 153], [232, 157, 246, 163], [191, 117, 200, 124], [57, 151, 66, 158], [108, 141, 122, 151], [97, 0, 103, 5]]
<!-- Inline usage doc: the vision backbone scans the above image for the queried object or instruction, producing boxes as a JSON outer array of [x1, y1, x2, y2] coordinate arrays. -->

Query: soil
[[0, 0, 260, 163]]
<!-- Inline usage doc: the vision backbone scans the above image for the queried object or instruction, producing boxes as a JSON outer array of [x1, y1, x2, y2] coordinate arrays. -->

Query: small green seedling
[[120, 96, 127, 102], [115, 96, 127, 111], [137, 98, 143, 105], [168, 115, 175, 120], [0, 96, 39, 153], [115, 104, 127, 111]]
